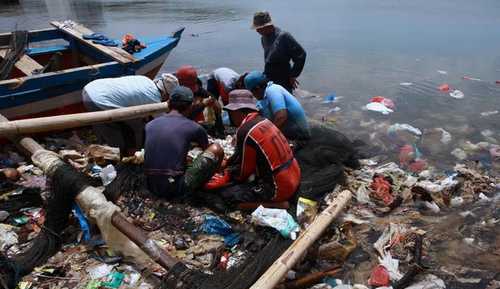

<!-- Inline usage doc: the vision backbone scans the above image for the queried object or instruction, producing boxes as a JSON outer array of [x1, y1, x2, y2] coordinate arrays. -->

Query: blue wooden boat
[[0, 21, 184, 120]]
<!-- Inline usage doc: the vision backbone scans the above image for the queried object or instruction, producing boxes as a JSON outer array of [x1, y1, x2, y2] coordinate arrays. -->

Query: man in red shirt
[[176, 65, 224, 137]]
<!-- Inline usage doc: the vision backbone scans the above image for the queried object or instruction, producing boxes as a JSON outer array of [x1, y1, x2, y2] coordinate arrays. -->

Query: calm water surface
[[1, 0, 500, 168]]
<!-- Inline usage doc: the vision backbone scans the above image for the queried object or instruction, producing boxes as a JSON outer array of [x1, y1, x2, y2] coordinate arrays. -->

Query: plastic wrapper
[[251, 205, 299, 239], [0, 223, 18, 250], [72, 203, 91, 241], [296, 197, 318, 227]]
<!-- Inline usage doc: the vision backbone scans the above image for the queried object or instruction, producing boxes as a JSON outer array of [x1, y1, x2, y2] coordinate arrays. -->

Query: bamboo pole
[[249, 190, 352, 289], [0, 113, 179, 270], [0, 102, 168, 136]]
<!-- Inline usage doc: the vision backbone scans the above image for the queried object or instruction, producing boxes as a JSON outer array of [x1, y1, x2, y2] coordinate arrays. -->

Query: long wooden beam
[[50, 21, 136, 64], [0, 102, 169, 136], [250, 190, 352, 289]]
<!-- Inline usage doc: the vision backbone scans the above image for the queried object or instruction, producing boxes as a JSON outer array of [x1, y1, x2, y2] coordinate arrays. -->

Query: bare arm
[[273, 109, 288, 129]]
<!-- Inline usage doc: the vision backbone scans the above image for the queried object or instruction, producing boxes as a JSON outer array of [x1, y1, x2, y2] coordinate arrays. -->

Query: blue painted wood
[[27, 45, 69, 56], [28, 29, 63, 43], [72, 40, 115, 63], [0, 62, 125, 96], [0, 29, 184, 114]]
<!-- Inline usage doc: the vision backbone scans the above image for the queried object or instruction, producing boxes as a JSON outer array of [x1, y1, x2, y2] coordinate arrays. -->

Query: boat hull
[[0, 24, 184, 121], [0, 51, 170, 120]]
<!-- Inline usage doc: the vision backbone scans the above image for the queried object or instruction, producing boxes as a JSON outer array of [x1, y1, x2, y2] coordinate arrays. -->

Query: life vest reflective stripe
[[247, 118, 294, 171]]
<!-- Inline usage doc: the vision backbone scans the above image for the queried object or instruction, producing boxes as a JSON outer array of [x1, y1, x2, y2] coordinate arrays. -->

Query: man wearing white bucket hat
[[82, 74, 179, 155]]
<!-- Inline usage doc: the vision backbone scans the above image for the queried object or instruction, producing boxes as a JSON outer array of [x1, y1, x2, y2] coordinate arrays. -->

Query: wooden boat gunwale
[[0, 21, 184, 119]]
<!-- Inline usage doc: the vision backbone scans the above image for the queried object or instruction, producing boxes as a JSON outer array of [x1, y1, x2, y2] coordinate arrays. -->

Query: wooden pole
[[0, 102, 168, 136], [249, 190, 352, 289], [0, 113, 180, 270]]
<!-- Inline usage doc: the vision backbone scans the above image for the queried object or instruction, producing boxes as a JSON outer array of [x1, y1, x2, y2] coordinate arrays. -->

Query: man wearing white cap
[[82, 74, 179, 155]]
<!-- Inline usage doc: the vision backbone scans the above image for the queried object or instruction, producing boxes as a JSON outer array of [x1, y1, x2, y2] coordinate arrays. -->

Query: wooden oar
[[0, 102, 168, 136], [0, 113, 179, 270], [249, 190, 352, 289]]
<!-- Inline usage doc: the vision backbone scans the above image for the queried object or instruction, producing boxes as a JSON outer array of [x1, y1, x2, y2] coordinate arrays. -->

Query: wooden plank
[[50, 21, 136, 64], [0, 28, 61, 46], [0, 61, 121, 93], [0, 49, 43, 76]]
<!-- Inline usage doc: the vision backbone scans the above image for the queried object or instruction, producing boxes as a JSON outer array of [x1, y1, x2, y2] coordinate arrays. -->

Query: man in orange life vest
[[212, 89, 301, 202]]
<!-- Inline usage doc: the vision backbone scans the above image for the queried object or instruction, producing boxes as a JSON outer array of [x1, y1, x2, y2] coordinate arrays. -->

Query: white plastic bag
[[251, 206, 299, 239], [365, 102, 394, 115], [100, 164, 117, 186]]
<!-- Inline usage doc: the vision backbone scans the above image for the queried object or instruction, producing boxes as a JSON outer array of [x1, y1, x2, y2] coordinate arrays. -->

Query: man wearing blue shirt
[[244, 71, 310, 140]]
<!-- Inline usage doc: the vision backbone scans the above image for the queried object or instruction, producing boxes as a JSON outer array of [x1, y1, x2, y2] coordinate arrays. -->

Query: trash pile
[[1, 127, 499, 289]]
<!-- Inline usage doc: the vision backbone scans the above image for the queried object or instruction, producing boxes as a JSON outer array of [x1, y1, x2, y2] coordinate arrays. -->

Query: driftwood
[[0, 102, 168, 136], [249, 190, 352, 289]]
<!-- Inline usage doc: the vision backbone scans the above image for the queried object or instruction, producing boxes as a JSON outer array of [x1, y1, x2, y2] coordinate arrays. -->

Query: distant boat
[[0, 20, 184, 119]]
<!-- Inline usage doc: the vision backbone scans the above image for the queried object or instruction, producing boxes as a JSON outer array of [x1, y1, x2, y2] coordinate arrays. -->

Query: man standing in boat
[[252, 11, 306, 93], [82, 73, 178, 155]]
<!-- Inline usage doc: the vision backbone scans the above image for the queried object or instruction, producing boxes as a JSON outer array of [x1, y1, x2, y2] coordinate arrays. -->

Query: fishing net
[[0, 188, 43, 213], [0, 163, 91, 289], [295, 124, 364, 200], [160, 234, 292, 289]]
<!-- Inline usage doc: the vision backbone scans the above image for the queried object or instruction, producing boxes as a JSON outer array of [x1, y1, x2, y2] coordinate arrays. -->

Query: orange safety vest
[[237, 113, 301, 201]]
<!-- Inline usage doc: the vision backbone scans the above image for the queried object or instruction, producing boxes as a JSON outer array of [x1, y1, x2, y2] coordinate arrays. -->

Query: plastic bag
[[100, 164, 117, 186], [449, 89, 464, 99], [387, 124, 422, 147], [200, 215, 239, 247], [370, 96, 395, 109], [73, 203, 91, 241], [368, 265, 390, 287], [365, 102, 393, 115], [438, 83, 450, 92], [251, 206, 299, 239]]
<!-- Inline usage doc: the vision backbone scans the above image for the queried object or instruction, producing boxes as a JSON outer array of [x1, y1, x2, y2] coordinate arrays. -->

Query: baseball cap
[[170, 86, 194, 103], [244, 71, 267, 91]]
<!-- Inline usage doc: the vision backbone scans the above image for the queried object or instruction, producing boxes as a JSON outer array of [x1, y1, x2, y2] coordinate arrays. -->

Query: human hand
[[290, 77, 299, 89], [202, 97, 215, 106]]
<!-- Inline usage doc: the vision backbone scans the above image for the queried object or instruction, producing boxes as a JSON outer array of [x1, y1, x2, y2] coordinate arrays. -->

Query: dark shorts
[[147, 151, 220, 199], [83, 91, 145, 153]]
